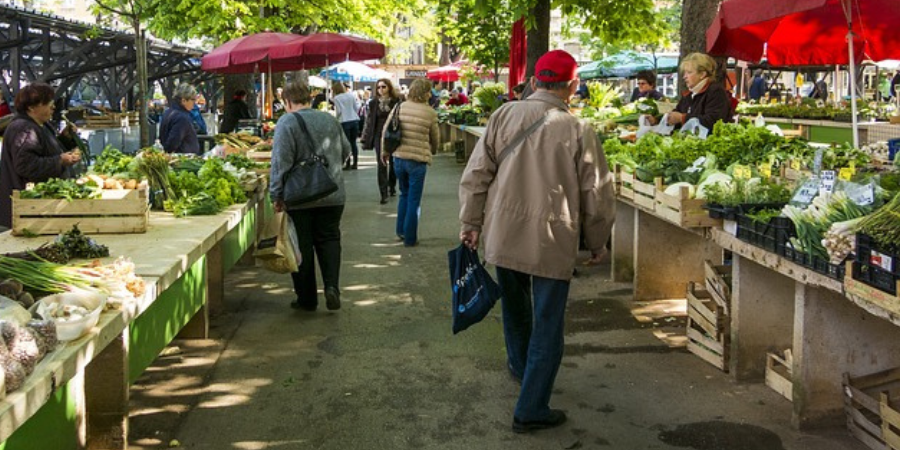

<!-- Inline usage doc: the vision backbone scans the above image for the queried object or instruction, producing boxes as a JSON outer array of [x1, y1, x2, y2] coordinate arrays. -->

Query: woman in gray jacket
[[270, 81, 351, 312]]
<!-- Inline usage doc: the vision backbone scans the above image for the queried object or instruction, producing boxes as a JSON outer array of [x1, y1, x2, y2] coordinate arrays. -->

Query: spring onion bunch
[[0, 256, 104, 294], [782, 192, 871, 260]]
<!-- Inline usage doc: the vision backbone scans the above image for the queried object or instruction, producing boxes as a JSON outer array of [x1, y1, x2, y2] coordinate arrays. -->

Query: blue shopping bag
[[448, 244, 502, 334]]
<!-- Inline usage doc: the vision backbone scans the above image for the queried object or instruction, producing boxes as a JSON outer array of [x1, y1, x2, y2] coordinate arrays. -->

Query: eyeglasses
[[637, 81, 649, 86], [377, 85, 387, 89]]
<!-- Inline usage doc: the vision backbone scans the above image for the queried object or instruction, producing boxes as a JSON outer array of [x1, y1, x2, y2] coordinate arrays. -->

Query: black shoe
[[291, 299, 317, 312], [389, 189, 397, 197], [380, 196, 388, 204], [325, 287, 341, 311], [512, 410, 567, 434]]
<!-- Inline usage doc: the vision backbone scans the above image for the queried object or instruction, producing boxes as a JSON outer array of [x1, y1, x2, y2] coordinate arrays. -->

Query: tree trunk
[[525, 0, 551, 78], [678, 0, 723, 93], [134, 21, 150, 148]]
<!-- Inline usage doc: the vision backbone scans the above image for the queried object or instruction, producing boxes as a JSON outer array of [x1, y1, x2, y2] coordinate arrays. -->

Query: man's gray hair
[[173, 83, 198, 101], [535, 79, 573, 91]]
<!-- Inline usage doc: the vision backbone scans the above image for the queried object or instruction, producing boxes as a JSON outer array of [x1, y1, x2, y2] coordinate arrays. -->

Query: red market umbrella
[[268, 32, 386, 68], [706, 0, 900, 147], [508, 18, 527, 98], [427, 62, 463, 82], [706, 0, 900, 66], [201, 32, 308, 74]]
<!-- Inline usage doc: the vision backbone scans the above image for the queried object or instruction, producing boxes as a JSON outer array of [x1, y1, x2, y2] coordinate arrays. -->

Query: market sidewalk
[[128, 151, 866, 450]]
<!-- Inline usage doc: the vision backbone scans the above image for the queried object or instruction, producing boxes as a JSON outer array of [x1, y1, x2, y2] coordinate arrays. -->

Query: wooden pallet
[[655, 184, 722, 228], [766, 350, 793, 402], [686, 282, 729, 371], [704, 260, 733, 315], [844, 367, 900, 450], [12, 187, 149, 235]]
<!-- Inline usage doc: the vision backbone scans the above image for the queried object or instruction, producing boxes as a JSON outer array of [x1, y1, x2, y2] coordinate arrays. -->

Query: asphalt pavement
[[127, 151, 866, 450]]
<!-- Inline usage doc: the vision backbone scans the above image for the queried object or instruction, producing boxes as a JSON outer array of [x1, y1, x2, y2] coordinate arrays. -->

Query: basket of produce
[[34, 290, 107, 341]]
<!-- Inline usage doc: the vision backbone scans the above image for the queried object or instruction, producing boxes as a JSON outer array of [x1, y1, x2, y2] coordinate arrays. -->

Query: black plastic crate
[[811, 256, 846, 280], [736, 214, 795, 256], [852, 261, 899, 296], [855, 233, 900, 276], [703, 204, 740, 221]]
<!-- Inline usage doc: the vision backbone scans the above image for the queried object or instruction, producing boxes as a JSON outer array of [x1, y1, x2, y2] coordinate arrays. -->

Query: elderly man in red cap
[[458, 49, 616, 433]]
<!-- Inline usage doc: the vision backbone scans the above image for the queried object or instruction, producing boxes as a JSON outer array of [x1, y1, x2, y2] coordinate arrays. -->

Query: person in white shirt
[[332, 81, 361, 169]]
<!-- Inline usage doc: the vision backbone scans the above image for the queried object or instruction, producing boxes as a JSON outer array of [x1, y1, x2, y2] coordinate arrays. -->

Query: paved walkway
[[128, 152, 866, 450]]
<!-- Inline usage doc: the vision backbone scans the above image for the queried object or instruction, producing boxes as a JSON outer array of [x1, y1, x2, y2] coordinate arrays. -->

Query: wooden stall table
[[0, 189, 267, 449]]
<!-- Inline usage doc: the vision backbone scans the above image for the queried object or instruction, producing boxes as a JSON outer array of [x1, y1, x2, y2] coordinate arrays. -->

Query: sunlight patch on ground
[[382, 254, 402, 260], [233, 440, 310, 449], [353, 263, 390, 268], [132, 438, 163, 446], [652, 328, 688, 348], [354, 299, 379, 306], [344, 284, 375, 291], [631, 299, 686, 323], [198, 393, 254, 408], [371, 242, 404, 248]]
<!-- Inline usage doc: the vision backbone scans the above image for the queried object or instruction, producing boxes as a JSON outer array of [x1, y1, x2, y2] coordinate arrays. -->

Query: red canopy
[[201, 32, 309, 74], [707, 0, 900, 65], [268, 32, 386, 68], [508, 19, 527, 98], [427, 61, 466, 82]]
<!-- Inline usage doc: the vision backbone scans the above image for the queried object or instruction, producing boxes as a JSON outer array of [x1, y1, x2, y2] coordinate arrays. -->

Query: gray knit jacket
[[269, 109, 351, 210]]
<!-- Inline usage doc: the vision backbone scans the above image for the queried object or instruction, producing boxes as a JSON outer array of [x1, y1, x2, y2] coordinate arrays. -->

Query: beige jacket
[[383, 101, 439, 163], [458, 91, 616, 280]]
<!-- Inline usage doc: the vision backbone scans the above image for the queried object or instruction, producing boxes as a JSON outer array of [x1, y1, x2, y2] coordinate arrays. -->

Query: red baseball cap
[[535, 50, 578, 83]]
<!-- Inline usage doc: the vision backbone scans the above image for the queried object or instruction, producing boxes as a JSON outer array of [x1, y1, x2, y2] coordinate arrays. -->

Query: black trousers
[[341, 120, 359, 167], [287, 205, 344, 304], [374, 139, 396, 198]]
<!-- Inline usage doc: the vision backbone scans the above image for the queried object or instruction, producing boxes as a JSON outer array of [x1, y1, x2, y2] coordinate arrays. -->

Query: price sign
[[838, 167, 855, 181], [820, 170, 836, 193], [791, 179, 819, 206], [733, 165, 752, 180], [790, 160, 802, 171], [847, 183, 875, 206], [759, 163, 773, 179]]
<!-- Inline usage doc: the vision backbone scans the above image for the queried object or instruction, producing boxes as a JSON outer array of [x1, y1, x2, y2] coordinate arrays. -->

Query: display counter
[[613, 195, 900, 430], [0, 188, 269, 449]]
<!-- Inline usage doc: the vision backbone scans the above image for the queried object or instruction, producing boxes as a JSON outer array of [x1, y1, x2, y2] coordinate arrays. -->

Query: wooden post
[[633, 210, 720, 300], [611, 201, 635, 282], [729, 255, 794, 381], [85, 330, 129, 450], [792, 283, 900, 428]]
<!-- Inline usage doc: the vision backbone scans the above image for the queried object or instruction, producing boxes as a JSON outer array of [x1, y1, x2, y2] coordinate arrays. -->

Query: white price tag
[[821, 170, 836, 193], [848, 184, 875, 206], [791, 180, 819, 206]]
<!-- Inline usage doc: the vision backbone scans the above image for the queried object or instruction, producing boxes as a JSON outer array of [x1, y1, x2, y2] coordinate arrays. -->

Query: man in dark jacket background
[[219, 89, 252, 134]]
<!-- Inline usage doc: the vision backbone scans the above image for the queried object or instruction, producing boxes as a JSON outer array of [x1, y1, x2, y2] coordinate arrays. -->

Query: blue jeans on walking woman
[[393, 157, 427, 246], [496, 266, 570, 422]]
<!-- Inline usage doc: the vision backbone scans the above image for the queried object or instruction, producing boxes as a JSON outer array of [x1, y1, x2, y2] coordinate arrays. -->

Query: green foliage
[[19, 179, 101, 200], [561, 0, 674, 58], [472, 82, 507, 115], [586, 82, 622, 109], [91, 146, 135, 177], [702, 178, 792, 207], [437, 0, 514, 82]]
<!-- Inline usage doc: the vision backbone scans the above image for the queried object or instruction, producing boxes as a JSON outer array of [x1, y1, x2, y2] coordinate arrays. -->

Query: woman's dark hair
[[282, 81, 311, 105], [376, 78, 398, 100], [15, 82, 55, 113], [635, 70, 657, 87]]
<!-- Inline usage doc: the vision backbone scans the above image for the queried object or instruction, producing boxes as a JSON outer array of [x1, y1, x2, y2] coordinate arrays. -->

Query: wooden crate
[[845, 261, 900, 316], [12, 187, 149, 236], [843, 367, 900, 450], [617, 168, 656, 211], [686, 282, 729, 371], [245, 150, 272, 162], [655, 184, 722, 228], [766, 350, 793, 402], [704, 260, 733, 314]]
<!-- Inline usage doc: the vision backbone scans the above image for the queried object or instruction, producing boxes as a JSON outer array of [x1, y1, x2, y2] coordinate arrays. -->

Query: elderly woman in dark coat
[[159, 83, 201, 154], [0, 82, 82, 229]]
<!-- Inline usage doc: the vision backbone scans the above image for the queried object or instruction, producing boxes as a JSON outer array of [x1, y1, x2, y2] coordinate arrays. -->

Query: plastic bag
[[636, 113, 676, 138], [255, 212, 301, 274], [680, 118, 710, 139], [447, 244, 502, 334]]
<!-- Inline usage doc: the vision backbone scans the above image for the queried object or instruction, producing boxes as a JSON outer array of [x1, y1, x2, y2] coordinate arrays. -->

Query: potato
[[124, 179, 137, 190]]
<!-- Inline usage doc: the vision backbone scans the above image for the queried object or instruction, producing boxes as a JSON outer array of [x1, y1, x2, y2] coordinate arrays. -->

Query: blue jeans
[[393, 158, 427, 246], [496, 266, 570, 421]]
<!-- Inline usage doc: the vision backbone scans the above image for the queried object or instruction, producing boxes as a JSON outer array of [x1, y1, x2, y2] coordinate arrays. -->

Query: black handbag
[[383, 102, 402, 154], [282, 112, 339, 207]]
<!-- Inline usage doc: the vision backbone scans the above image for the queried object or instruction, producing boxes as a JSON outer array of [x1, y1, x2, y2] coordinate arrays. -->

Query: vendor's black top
[[674, 82, 732, 130], [0, 114, 77, 228], [630, 87, 663, 102], [159, 103, 200, 154], [219, 98, 252, 134]]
